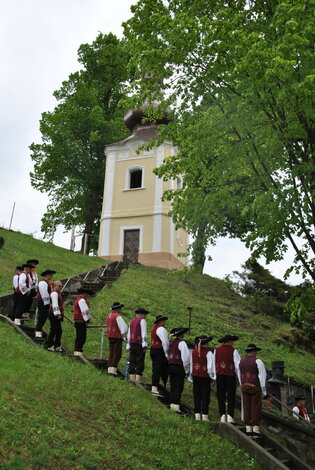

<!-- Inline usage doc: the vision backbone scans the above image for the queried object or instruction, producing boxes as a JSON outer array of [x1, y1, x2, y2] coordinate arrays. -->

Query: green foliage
[[30, 33, 130, 249], [0, 228, 105, 295], [0, 324, 260, 470], [285, 282, 315, 336], [124, 0, 315, 280]]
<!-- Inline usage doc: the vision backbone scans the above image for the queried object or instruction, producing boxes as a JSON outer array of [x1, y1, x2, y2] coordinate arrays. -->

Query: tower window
[[129, 169, 143, 189], [176, 177, 182, 190]]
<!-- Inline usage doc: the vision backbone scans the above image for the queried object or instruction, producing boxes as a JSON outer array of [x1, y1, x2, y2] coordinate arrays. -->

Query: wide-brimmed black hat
[[245, 343, 262, 352], [195, 335, 213, 345], [135, 308, 149, 315], [170, 327, 189, 337], [15, 265, 24, 271], [40, 270, 56, 277], [27, 259, 39, 265], [77, 288, 94, 296], [218, 334, 239, 343], [295, 395, 306, 401], [22, 263, 34, 269], [111, 302, 124, 310], [154, 315, 168, 324]]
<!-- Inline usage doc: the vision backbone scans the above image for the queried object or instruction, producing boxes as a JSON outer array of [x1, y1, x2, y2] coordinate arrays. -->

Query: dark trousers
[[36, 301, 49, 331], [216, 374, 237, 417], [129, 343, 146, 375], [15, 293, 28, 319], [108, 338, 123, 367], [9, 292, 19, 320], [193, 376, 211, 414], [242, 385, 262, 426], [74, 322, 87, 352], [24, 289, 36, 313], [169, 364, 186, 404], [150, 348, 169, 387], [47, 314, 62, 348]]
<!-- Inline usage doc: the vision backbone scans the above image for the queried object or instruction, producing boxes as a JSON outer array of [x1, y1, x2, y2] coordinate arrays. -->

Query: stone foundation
[[100, 252, 187, 270]]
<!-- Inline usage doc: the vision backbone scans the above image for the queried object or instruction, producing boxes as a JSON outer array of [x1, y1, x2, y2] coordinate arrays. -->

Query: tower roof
[[124, 103, 172, 132]]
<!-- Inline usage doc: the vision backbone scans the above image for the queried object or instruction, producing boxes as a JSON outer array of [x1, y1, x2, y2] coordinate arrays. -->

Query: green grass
[[0, 228, 105, 295], [0, 324, 260, 470], [61, 264, 315, 385]]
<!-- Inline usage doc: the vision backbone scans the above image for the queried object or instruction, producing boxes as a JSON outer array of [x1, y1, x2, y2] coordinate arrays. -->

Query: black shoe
[[245, 431, 253, 438]]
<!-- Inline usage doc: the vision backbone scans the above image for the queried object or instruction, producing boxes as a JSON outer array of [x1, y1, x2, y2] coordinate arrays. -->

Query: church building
[[98, 107, 189, 270]]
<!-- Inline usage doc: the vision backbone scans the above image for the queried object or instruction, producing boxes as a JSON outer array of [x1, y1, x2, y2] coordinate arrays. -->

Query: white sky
[[0, 0, 305, 285]]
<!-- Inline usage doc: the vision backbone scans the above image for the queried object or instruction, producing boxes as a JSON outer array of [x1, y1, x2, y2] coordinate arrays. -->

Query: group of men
[[10, 261, 64, 351]]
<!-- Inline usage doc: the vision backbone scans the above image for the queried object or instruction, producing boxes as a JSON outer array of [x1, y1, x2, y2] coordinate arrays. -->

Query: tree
[[30, 33, 129, 252], [124, 0, 315, 278]]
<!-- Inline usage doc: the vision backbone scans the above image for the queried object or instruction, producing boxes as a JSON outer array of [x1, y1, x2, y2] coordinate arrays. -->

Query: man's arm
[[140, 319, 147, 348], [179, 341, 190, 374], [207, 351, 216, 380], [78, 298, 91, 322], [39, 281, 50, 305], [233, 349, 241, 382], [256, 359, 267, 395], [156, 327, 169, 359], [116, 315, 128, 339], [19, 273, 30, 295], [51, 291, 61, 316]]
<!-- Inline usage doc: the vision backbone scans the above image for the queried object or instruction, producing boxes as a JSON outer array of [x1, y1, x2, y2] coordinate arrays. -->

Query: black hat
[[135, 308, 149, 315], [170, 327, 189, 337], [77, 288, 94, 296], [40, 270, 56, 277], [27, 259, 39, 265], [111, 302, 124, 310], [295, 395, 306, 401], [15, 265, 24, 271], [154, 315, 168, 324], [195, 335, 213, 345], [245, 343, 262, 352], [22, 263, 34, 269], [218, 334, 239, 343]]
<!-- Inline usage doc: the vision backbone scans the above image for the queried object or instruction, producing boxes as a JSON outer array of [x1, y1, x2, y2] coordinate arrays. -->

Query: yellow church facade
[[98, 113, 189, 270]]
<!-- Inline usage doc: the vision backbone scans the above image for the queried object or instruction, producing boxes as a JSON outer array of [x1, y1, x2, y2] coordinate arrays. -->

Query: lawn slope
[[0, 228, 105, 295], [0, 324, 260, 470]]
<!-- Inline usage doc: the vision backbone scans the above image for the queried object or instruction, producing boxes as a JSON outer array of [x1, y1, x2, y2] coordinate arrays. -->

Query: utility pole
[[83, 233, 89, 255], [70, 226, 76, 251], [9, 202, 16, 230], [187, 306, 193, 332]]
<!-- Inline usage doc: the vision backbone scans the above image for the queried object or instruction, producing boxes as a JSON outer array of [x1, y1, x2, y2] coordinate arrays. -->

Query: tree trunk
[[80, 188, 101, 254], [191, 222, 208, 273]]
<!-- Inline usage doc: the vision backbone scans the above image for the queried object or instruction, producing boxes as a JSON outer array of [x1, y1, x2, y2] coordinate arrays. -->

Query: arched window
[[176, 177, 182, 190], [126, 167, 144, 189]]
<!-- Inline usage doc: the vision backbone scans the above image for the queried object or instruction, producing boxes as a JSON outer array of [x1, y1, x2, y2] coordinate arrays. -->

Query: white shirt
[[156, 326, 169, 359], [19, 272, 31, 295], [213, 347, 241, 382], [13, 274, 19, 290], [30, 270, 38, 289], [38, 280, 51, 305], [256, 358, 267, 395], [292, 406, 310, 421], [116, 315, 128, 338], [127, 318, 147, 349], [189, 349, 217, 380], [78, 298, 91, 322], [50, 291, 61, 317], [178, 340, 190, 375]]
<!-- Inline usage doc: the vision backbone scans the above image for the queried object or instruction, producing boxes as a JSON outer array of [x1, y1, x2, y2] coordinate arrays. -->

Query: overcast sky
[[0, 0, 305, 285]]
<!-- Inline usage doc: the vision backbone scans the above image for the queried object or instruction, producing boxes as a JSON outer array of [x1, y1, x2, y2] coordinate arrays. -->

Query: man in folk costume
[[106, 302, 128, 375], [191, 335, 216, 422], [214, 334, 240, 423], [9, 265, 24, 320], [239, 343, 267, 437], [150, 315, 169, 395], [23, 259, 39, 319], [35, 269, 56, 338], [168, 327, 190, 412], [73, 288, 93, 357], [47, 281, 64, 352], [127, 308, 149, 382], [14, 263, 32, 325], [292, 395, 310, 422]]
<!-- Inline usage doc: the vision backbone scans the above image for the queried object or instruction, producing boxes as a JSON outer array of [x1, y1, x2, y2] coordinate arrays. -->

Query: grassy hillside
[[0, 228, 105, 295], [0, 324, 260, 470], [61, 264, 315, 385]]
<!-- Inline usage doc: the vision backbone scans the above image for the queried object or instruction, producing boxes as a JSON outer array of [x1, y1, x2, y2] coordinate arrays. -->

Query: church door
[[123, 230, 140, 263]]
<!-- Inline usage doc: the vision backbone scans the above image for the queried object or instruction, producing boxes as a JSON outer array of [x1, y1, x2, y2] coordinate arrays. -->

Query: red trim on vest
[[192, 347, 209, 377], [296, 404, 309, 420], [14, 274, 20, 293], [151, 325, 163, 349], [129, 317, 142, 344], [215, 344, 236, 376], [239, 355, 260, 387], [169, 338, 182, 365], [73, 295, 84, 320], [106, 312, 122, 338]]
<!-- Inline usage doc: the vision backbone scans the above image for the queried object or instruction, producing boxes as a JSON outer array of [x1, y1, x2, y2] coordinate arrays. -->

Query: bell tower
[[98, 107, 189, 270]]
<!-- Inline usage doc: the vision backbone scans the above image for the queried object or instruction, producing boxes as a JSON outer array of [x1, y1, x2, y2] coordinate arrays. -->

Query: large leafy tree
[[124, 0, 315, 279], [30, 33, 129, 251]]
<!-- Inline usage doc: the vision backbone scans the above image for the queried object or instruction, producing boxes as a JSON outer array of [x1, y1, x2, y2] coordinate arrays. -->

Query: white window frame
[[119, 225, 143, 255], [125, 165, 145, 190]]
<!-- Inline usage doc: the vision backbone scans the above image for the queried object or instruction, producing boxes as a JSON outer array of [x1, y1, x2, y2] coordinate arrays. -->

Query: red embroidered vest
[[129, 317, 142, 344], [36, 279, 51, 302], [296, 405, 309, 420], [215, 344, 236, 376], [151, 325, 163, 349], [169, 338, 182, 365], [239, 355, 260, 387], [106, 312, 122, 338], [73, 295, 84, 320], [192, 347, 209, 377]]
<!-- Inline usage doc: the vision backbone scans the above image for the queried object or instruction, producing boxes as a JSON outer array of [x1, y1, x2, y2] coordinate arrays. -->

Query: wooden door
[[123, 230, 140, 263]]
